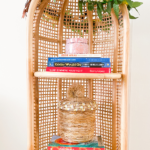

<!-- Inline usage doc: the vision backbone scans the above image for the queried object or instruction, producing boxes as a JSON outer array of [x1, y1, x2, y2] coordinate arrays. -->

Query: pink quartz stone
[[66, 38, 89, 54]]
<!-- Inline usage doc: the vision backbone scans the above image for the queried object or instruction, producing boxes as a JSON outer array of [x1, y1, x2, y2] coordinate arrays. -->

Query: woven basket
[[58, 84, 97, 143]]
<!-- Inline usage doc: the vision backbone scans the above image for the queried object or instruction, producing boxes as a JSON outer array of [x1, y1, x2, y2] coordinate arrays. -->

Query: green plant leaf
[[126, 0, 133, 8], [88, 2, 94, 11], [83, 1, 86, 6], [93, 1, 97, 5], [107, 1, 112, 15], [132, 2, 143, 8], [117, 0, 123, 3], [134, 7, 140, 15], [97, 3, 103, 20], [114, 0, 118, 4], [97, 2, 103, 11], [129, 13, 138, 19], [113, 3, 119, 18], [78, 0, 83, 15], [127, 5, 132, 11]]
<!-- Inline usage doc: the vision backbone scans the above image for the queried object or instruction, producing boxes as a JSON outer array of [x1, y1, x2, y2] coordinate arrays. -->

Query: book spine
[[47, 62, 111, 68], [48, 57, 110, 63], [47, 147, 105, 150], [46, 67, 111, 73], [58, 54, 101, 57]]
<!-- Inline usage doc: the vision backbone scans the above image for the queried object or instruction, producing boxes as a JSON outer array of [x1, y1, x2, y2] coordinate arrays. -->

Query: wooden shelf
[[34, 72, 122, 79]]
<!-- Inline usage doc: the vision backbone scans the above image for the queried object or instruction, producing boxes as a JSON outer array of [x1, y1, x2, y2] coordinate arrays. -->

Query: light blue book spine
[[48, 57, 110, 63]]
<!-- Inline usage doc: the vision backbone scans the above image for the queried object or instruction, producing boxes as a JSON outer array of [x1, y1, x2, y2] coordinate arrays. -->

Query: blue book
[[48, 57, 110, 63], [47, 62, 111, 68]]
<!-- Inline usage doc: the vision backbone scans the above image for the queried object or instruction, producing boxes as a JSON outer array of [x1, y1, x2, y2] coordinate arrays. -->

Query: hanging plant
[[42, 8, 111, 35], [22, 0, 143, 19], [78, 0, 143, 20], [22, 0, 143, 35]]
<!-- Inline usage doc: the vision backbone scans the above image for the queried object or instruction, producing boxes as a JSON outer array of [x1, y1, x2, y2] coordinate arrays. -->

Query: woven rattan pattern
[[31, 0, 123, 150], [92, 6, 114, 150], [116, 11, 124, 150]]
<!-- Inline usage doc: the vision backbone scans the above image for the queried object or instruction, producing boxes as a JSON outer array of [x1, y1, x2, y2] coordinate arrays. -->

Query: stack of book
[[47, 135, 105, 150], [46, 54, 111, 73]]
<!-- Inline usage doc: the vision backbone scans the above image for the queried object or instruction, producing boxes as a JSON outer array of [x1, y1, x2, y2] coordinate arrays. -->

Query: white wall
[[0, 0, 149, 150], [0, 0, 27, 150], [129, 0, 150, 149]]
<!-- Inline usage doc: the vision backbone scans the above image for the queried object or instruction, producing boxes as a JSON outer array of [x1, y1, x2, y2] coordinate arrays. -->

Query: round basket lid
[[58, 98, 97, 111], [59, 83, 97, 111]]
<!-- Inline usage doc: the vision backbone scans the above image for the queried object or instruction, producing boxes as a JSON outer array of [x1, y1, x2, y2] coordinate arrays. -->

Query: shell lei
[[58, 101, 97, 111]]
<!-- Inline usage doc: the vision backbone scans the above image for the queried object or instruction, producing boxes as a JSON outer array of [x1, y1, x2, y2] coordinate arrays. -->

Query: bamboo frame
[[111, 8, 119, 150], [27, 1, 38, 150], [27, 0, 50, 149], [27, 0, 129, 149], [120, 4, 130, 150], [87, 4, 93, 99]]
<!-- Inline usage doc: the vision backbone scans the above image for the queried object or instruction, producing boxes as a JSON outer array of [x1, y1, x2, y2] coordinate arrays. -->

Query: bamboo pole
[[111, 8, 119, 150], [27, 0, 49, 150], [87, 4, 93, 99], [27, 0, 39, 149], [120, 4, 130, 150]]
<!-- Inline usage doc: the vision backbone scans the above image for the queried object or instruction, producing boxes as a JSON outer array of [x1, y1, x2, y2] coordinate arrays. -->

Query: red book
[[48, 147, 105, 150], [46, 67, 111, 73]]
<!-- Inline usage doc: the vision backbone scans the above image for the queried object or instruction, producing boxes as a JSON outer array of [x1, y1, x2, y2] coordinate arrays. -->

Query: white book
[[58, 54, 101, 57]]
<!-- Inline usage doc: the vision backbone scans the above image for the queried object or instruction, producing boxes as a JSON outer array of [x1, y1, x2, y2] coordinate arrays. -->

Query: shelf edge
[[34, 72, 122, 79]]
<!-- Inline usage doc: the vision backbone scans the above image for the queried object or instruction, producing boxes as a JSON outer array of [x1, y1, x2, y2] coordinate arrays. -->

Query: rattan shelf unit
[[27, 0, 129, 150]]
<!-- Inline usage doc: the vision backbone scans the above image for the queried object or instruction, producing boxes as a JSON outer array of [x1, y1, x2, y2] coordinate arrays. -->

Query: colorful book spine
[[58, 54, 102, 57], [48, 147, 105, 150], [46, 67, 111, 73], [47, 62, 111, 68], [48, 57, 110, 63]]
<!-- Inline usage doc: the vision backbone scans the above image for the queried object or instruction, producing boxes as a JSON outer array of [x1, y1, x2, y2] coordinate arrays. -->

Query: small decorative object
[[65, 38, 89, 54], [58, 83, 97, 143]]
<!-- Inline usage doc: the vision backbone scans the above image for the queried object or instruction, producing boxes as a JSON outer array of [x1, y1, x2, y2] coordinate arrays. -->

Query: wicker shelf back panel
[[28, 0, 128, 150]]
